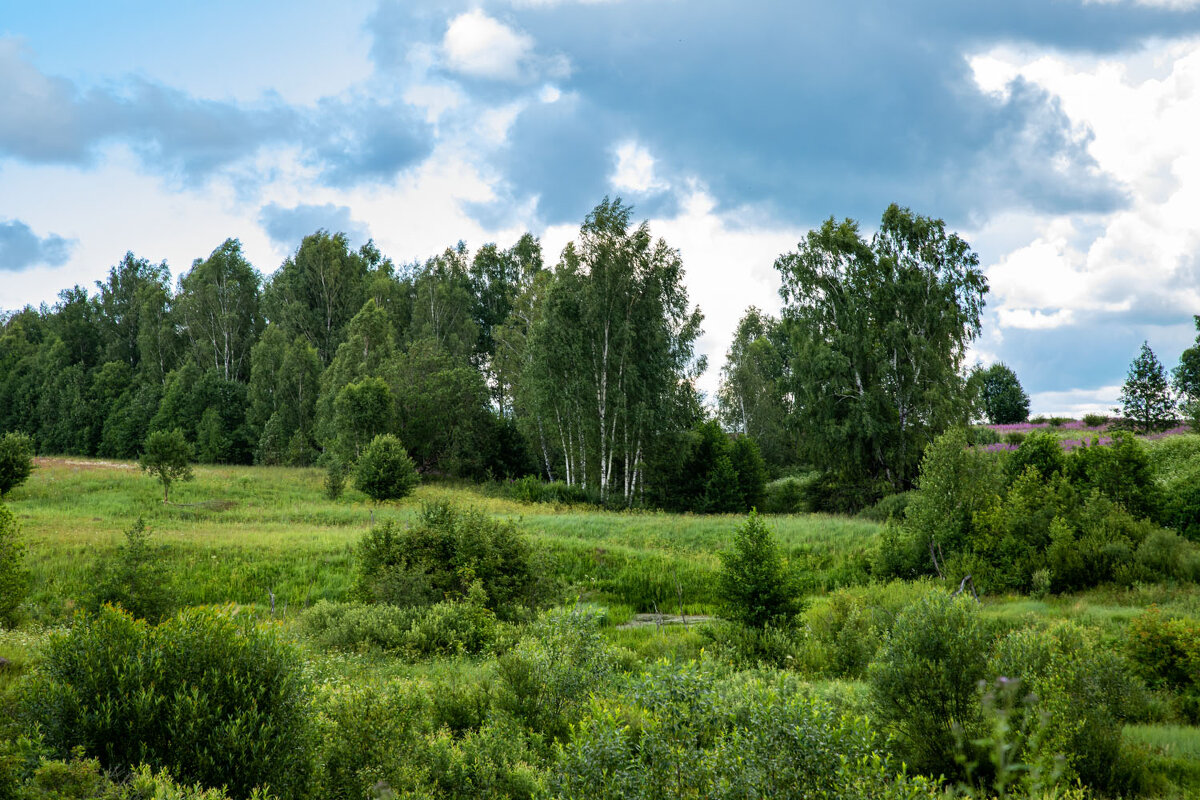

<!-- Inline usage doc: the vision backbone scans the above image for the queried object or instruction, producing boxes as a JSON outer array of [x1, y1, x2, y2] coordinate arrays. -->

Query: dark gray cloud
[[0, 219, 74, 271], [367, 0, 1200, 227], [258, 202, 372, 250]]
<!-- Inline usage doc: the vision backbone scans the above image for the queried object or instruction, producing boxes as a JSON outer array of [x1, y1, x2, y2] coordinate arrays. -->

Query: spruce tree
[[1120, 342, 1175, 432]]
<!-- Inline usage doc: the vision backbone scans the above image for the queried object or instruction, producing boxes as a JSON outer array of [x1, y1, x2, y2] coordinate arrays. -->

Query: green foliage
[[717, 511, 800, 628], [323, 456, 347, 500], [1122, 341, 1176, 433], [494, 605, 615, 742], [4, 752, 251, 800], [775, 204, 987, 491], [332, 377, 393, 463], [0, 434, 34, 498], [300, 595, 497, 658], [762, 474, 814, 514], [139, 429, 194, 503], [85, 518, 173, 622], [354, 502, 545, 616], [1006, 430, 1066, 482], [979, 362, 1030, 424], [1173, 316, 1200, 428], [857, 490, 915, 523], [27, 605, 314, 800], [1125, 608, 1200, 722], [868, 590, 990, 776], [649, 421, 765, 513], [354, 434, 418, 502], [0, 504, 30, 629], [876, 428, 1003, 580], [729, 436, 768, 510], [553, 664, 942, 800], [1066, 431, 1159, 521], [990, 621, 1143, 792], [1083, 413, 1108, 428]]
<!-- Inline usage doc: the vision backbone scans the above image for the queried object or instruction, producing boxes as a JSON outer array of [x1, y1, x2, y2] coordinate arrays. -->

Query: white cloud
[[442, 11, 535, 81], [970, 37, 1200, 335], [610, 140, 668, 194], [1029, 385, 1123, 417]]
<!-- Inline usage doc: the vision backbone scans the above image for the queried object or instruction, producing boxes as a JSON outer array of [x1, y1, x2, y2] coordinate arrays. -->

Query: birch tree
[[175, 239, 262, 382], [774, 204, 987, 490], [523, 198, 704, 503]]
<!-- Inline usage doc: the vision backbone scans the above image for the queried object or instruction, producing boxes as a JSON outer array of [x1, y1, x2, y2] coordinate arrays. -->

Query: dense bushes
[[0, 503, 29, 629], [1125, 608, 1200, 722], [554, 663, 941, 800], [300, 595, 498, 658], [0, 433, 33, 497], [354, 501, 548, 616], [879, 428, 1200, 592], [26, 605, 314, 800], [868, 591, 990, 776]]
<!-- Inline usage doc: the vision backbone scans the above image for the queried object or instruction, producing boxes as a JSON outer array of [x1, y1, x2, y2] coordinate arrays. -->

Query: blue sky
[[2, 0, 1200, 414]]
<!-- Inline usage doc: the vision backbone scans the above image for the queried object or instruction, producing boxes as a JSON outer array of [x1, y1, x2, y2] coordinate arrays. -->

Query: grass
[[6, 457, 879, 621]]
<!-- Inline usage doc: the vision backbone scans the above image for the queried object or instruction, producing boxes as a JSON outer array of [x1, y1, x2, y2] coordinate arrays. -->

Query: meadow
[[4, 454, 1200, 799]]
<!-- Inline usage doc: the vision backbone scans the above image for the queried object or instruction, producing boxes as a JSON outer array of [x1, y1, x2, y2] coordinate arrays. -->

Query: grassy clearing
[[7, 457, 877, 620]]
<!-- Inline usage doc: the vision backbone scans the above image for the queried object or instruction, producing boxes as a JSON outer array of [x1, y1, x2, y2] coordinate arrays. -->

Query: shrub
[[1066, 431, 1158, 521], [729, 436, 768, 510], [1135, 529, 1200, 582], [857, 490, 915, 523], [27, 605, 314, 800], [323, 456, 347, 500], [868, 590, 990, 777], [991, 621, 1144, 792], [1006, 431, 1066, 482], [1004, 431, 1026, 445], [1083, 413, 1108, 428], [1125, 608, 1200, 722], [800, 471, 885, 514], [85, 518, 174, 622], [0, 504, 29, 629], [494, 606, 615, 742], [139, 429, 193, 503], [763, 475, 811, 514], [717, 511, 800, 629], [0, 433, 34, 497], [354, 434, 419, 502], [354, 502, 545, 617], [965, 426, 1000, 446]]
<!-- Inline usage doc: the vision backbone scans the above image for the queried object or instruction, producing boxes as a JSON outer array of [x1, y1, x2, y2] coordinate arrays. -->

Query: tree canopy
[[774, 204, 987, 490]]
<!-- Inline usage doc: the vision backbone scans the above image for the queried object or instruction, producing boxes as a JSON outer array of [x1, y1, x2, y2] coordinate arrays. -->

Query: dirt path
[[616, 613, 716, 629]]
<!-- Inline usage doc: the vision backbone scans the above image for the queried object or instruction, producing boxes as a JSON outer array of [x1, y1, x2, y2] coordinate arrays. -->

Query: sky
[[2, 0, 1200, 415]]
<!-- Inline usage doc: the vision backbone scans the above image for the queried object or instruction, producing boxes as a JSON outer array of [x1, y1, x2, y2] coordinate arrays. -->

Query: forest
[[2, 200, 1200, 799]]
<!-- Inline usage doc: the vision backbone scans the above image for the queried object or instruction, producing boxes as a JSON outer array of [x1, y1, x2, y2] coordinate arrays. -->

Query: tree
[[140, 429, 194, 503], [978, 362, 1030, 424], [774, 204, 988, 490], [1120, 341, 1175, 432], [1174, 316, 1200, 429], [717, 511, 799, 628], [262, 231, 372, 365], [332, 377, 393, 462], [354, 434, 419, 502], [717, 308, 797, 466], [0, 432, 34, 497], [521, 198, 705, 503], [175, 239, 262, 382]]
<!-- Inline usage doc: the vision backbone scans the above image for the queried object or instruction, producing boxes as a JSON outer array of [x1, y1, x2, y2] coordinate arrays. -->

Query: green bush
[[85, 518, 173, 622], [800, 471, 885, 514], [990, 621, 1144, 792], [965, 426, 1000, 446], [354, 502, 546, 617], [27, 605, 314, 800], [868, 590, 990, 777], [9, 754, 253, 800], [0, 504, 29, 629], [857, 490, 915, 523], [0, 433, 34, 498], [323, 456, 347, 500], [494, 606, 615, 742], [1125, 608, 1200, 722], [763, 475, 812, 514], [717, 511, 800, 629], [354, 434, 419, 502], [1006, 431, 1066, 482], [553, 664, 941, 800], [301, 594, 498, 659], [1083, 413, 1108, 428], [1135, 529, 1200, 582], [1004, 431, 1026, 445], [1066, 431, 1158, 521]]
